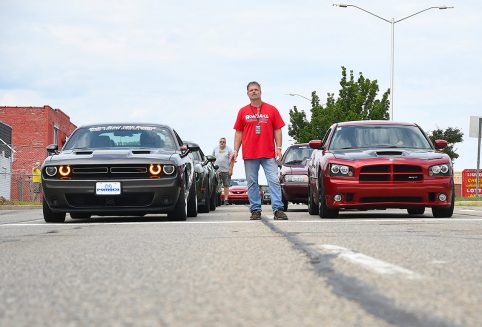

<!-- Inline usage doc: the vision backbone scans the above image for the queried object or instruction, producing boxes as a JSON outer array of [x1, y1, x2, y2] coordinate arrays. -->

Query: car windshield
[[282, 146, 313, 165], [63, 125, 177, 150], [230, 179, 248, 186], [329, 125, 432, 150]]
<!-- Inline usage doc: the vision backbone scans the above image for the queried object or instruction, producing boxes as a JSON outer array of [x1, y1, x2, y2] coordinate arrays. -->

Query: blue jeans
[[244, 158, 284, 212]]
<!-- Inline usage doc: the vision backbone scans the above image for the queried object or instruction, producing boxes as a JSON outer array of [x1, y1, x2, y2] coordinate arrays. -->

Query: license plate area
[[292, 176, 305, 182], [96, 182, 121, 195]]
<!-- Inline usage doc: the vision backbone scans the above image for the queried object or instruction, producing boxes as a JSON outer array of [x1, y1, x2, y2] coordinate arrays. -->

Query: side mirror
[[188, 145, 200, 152], [308, 140, 323, 149], [46, 144, 59, 156], [434, 139, 448, 150], [206, 155, 216, 163]]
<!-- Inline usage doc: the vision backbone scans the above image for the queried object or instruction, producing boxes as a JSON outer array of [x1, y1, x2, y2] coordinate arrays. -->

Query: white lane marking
[[430, 260, 448, 265], [460, 209, 476, 212], [318, 244, 422, 280]]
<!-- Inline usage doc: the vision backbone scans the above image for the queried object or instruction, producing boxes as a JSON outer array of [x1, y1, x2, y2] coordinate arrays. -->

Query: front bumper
[[228, 193, 249, 204], [324, 177, 453, 209], [281, 183, 309, 203], [42, 176, 181, 214]]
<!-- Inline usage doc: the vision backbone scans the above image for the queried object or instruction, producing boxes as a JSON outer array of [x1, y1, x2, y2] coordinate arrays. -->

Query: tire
[[187, 179, 198, 217], [407, 208, 425, 215], [43, 197, 66, 223], [198, 181, 210, 213], [209, 183, 217, 211], [168, 183, 187, 221], [432, 181, 455, 218], [308, 185, 318, 215], [70, 213, 91, 219], [318, 182, 339, 218]]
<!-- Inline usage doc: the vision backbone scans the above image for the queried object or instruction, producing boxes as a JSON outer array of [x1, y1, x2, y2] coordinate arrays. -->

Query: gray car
[[42, 123, 199, 222]]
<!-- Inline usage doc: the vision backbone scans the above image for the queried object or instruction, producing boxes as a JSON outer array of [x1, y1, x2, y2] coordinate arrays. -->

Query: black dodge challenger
[[41, 123, 199, 223]]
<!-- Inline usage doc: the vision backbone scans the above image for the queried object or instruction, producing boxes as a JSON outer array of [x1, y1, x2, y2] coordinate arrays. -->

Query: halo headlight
[[59, 165, 71, 177], [331, 165, 340, 174], [149, 164, 162, 176], [163, 165, 175, 175], [45, 166, 57, 177]]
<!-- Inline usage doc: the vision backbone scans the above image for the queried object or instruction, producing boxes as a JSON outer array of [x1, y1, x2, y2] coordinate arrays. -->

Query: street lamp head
[[437, 6, 454, 10], [333, 3, 348, 8]]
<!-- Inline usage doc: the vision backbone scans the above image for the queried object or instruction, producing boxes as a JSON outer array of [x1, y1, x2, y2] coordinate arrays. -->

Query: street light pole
[[333, 4, 453, 121], [287, 93, 311, 102]]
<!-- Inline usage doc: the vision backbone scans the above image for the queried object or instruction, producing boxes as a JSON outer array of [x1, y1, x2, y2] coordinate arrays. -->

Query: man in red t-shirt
[[230, 81, 288, 220]]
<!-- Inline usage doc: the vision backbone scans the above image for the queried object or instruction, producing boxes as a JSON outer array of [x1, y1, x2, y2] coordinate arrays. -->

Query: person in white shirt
[[212, 137, 233, 205]]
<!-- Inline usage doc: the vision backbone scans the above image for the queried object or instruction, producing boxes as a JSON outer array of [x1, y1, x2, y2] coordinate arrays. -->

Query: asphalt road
[[1, 205, 481, 327]]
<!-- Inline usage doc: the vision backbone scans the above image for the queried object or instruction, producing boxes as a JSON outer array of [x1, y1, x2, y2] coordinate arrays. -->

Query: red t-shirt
[[233, 102, 285, 159]]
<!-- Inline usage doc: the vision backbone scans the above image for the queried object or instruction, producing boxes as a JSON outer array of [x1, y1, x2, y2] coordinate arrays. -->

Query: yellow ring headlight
[[59, 165, 71, 177], [149, 164, 162, 176]]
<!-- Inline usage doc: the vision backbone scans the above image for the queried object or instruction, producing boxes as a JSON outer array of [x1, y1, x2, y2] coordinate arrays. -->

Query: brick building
[[0, 105, 77, 201]]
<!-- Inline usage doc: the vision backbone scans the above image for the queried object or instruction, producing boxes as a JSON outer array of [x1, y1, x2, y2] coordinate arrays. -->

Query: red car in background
[[308, 121, 454, 218], [227, 178, 249, 204], [279, 143, 314, 211], [222, 178, 265, 205]]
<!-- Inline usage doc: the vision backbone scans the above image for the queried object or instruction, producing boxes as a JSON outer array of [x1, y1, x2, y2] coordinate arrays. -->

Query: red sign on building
[[461, 169, 482, 197]]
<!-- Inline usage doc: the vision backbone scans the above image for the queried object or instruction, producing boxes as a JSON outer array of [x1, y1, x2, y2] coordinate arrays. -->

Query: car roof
[[334, 120, 417, 127]]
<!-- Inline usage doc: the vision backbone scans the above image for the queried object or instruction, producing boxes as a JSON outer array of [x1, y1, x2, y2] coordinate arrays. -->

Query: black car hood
[[45, 149, 180, 165], [331, 148, 446, 161]]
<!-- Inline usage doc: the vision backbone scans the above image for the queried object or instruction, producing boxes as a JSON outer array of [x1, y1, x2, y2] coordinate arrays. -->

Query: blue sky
[[1, 0, 480, 181]]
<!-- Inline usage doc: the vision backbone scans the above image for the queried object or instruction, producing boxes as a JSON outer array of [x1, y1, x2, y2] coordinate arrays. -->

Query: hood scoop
[[132, 150, 152, 154], [376, 151, 404, 156], [74, 150, 93, 155]]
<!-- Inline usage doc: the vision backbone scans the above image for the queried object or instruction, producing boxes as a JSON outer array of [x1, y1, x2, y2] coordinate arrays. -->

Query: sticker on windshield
[[89, 126, 156, 132]]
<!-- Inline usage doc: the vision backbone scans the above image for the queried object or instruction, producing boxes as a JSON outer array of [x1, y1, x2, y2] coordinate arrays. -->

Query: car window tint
[[192, 151, 202, 161], [329, 125, 432, 150], [64, 125, 177, 150], [283, 146, 313, 164], [230, 179, 247, 186]]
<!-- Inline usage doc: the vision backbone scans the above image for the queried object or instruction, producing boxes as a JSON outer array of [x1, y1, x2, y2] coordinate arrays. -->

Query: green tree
[[428, 127, 464, 162], [288, 66, 390, 143]]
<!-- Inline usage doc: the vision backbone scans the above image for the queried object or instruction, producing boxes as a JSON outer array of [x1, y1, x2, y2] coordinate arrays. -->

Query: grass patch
[[456, 196, 482, 201], [0, 197, 41, 206]]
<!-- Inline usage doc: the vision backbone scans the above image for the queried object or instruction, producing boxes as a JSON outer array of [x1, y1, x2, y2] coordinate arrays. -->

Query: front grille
[[360, 196, 422, 203], [73, 167, 109, 174], [394, 165, 422, 173], [68, 165, 157, 179], [360, 165, 390, 173], [359, 164, 424, 182], [360, 175, 389, 181], [66, 193, 154, 208]]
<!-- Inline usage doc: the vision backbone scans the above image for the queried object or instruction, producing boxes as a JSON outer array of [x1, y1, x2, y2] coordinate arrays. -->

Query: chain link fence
[[0, 144, 46, 204]]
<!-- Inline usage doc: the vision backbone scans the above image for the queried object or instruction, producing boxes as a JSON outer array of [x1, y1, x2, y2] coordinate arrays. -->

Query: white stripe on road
[[318, 244, 422, 280]]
